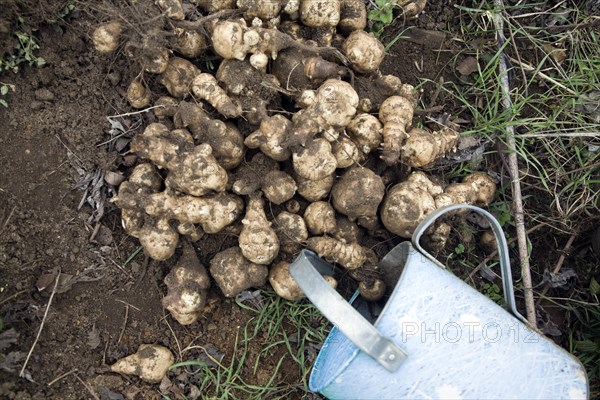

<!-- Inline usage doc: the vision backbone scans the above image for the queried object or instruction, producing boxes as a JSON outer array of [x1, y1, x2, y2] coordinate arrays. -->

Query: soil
[[0, 1, 597, 399]]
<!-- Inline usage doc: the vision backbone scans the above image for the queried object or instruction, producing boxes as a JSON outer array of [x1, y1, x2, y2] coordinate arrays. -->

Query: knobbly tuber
[[174, 28, 207, 58], [131, 124, 228, 196], [237, 0, 282, 21], [401, 127, 460, 167], [332, 216, 363, 244], [143, 191, 244, 233], [331, 167, 385, 221], [342, 30, 385, 73], [269, 261, 338, 300], [127, 79, 152, 109], [292, 138, 337, 181], [159, 57, 200, 98], [239, 194, 280, 265], [209, 247, 268, 297], [245, 115, 292, 161], [230, 153, 283, 196], [294, 172, 334, 202], [304, 201, 336, 235], [191, 73, 242, 118], [396, 0, 428, 18], [92, 21, 122, 53], [290, 79, 359, 145], [346, 113, 383, 155], [114, 163, 179, 261], [174, 101, 244, 170], [379, 95, 415, 165], [262, 170, 297, 205], [216, 59, 282, 124], [162, 243, 210, 325], [339, 0, 367, 33], [111, 344, 174, 383], [273, 211, 308, 254], [154, 96, 179, 118], [156, 0, 185, 20], [434, 173, 497, 208], [332, 135, 362, 168], [380, 171, 443, 238], [307, 236, 369, 270]]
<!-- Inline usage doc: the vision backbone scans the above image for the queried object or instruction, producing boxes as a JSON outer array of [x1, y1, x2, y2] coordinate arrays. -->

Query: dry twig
[[20, 271, 61, 378], [491, 2, 537, 328]]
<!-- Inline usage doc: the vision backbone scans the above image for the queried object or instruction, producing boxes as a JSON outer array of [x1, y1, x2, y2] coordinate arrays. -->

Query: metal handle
[[289, 250, 407, 372], [412, 204, 527, 323]]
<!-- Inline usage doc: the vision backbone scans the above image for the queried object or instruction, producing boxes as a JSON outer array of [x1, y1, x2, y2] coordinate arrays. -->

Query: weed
[[167, 290, 329, 399], [1, 19, 46, 73], [367, 0, 396, 38], [0, 82, 15, 108]]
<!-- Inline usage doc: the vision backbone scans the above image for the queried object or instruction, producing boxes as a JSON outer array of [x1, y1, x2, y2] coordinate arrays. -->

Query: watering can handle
[[289, 250, 408, 372], [412, 204, 528, 323]]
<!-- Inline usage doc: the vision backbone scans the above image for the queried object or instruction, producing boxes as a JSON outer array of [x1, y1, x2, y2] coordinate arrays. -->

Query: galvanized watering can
[[290, 205, 589, 399]]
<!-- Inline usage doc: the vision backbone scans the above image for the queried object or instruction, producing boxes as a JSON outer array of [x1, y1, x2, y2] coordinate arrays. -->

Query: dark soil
[[0, 1, 597, 399]]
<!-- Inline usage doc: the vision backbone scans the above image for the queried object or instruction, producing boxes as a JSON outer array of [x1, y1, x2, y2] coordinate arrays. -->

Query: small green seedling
[[368, 0, 395, 37]]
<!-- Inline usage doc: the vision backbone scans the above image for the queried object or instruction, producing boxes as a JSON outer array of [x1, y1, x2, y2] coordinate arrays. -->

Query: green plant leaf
[[590, 277, 600, 296], [1, 85, 8, 95], [0, 99, 8, 108]]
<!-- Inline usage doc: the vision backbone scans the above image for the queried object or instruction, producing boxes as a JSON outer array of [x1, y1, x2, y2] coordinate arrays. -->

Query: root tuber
[[401, 126, 460, 168], [111, 344, 174, 383], [379, 95, 415, 165], [162, 243, 210, 325], [245, 115, 292, 161], [307, 236, 369, 270], [292, 138, 337, 181], [273, 211, 308, 254], [331, 167, 384, 221], [191, 73, 242, 118], [209, 247, 268, 297], [342, 30, 385, 73], [239, 194, 280, 265], [159, 57, 200, 98], [93, 21, 122, 53], [304, 201, 336, 235]]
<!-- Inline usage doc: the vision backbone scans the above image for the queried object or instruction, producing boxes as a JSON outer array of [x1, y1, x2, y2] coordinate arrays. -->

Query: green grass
[[166, 290, 329, 399]]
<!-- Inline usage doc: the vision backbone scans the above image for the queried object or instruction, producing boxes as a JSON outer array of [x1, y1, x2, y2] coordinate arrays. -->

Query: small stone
[[107, 72, 121, 86], [34, 88, 55, 102], [30, 101, 44, 110]]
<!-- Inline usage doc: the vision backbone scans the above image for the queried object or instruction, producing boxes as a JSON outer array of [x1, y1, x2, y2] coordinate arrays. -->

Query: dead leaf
[[104, 171, 125, 186], [87, 324, 101, 350], [456, 56, 478, 76], [542, 269, 577, 289], [541, 43, 566, 64], [0, 328, 19, 351], [540, 319, 562, 337], [36, 271, 75, 293], [575, 91, 600, 123], [99, 386, 125, 400], [0, 351, 25, 373]]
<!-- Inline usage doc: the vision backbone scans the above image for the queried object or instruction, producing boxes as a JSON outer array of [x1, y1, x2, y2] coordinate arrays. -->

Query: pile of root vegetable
[[94, 0, 497, 327]]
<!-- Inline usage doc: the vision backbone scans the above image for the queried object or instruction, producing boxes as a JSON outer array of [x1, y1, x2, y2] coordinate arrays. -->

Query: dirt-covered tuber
[[245, 115, 292, 161], [239, 194, 280, 265], [307, 236, 368, 270], [380, 171, 443, 237], [131, 123, 228, 196], [332, 167, 385, 221], [93, 21, 122, 53], [209, 247, 268, 297], [342, 30, 385, 73], [273, 211, 308, 254], [162, 243, 210, 325], [127, 79, 152, 109], [159, 57, 200, 98], [269, 260, 338, 300], [379, 95, 415, 165], [292, 138, 337, 180], [402, 127, 460, 167], [191, 73, 242, 118], [290, 79, 359, 145], [111, 344, 174, 383], [304, 201, 336, 235]]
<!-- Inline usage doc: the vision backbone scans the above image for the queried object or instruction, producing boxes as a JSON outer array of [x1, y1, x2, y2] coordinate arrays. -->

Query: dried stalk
[[491, 1, 537, 328]]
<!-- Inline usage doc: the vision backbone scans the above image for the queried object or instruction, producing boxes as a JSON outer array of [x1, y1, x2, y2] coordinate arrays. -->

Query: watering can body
[[290, 205, 589, 400]]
